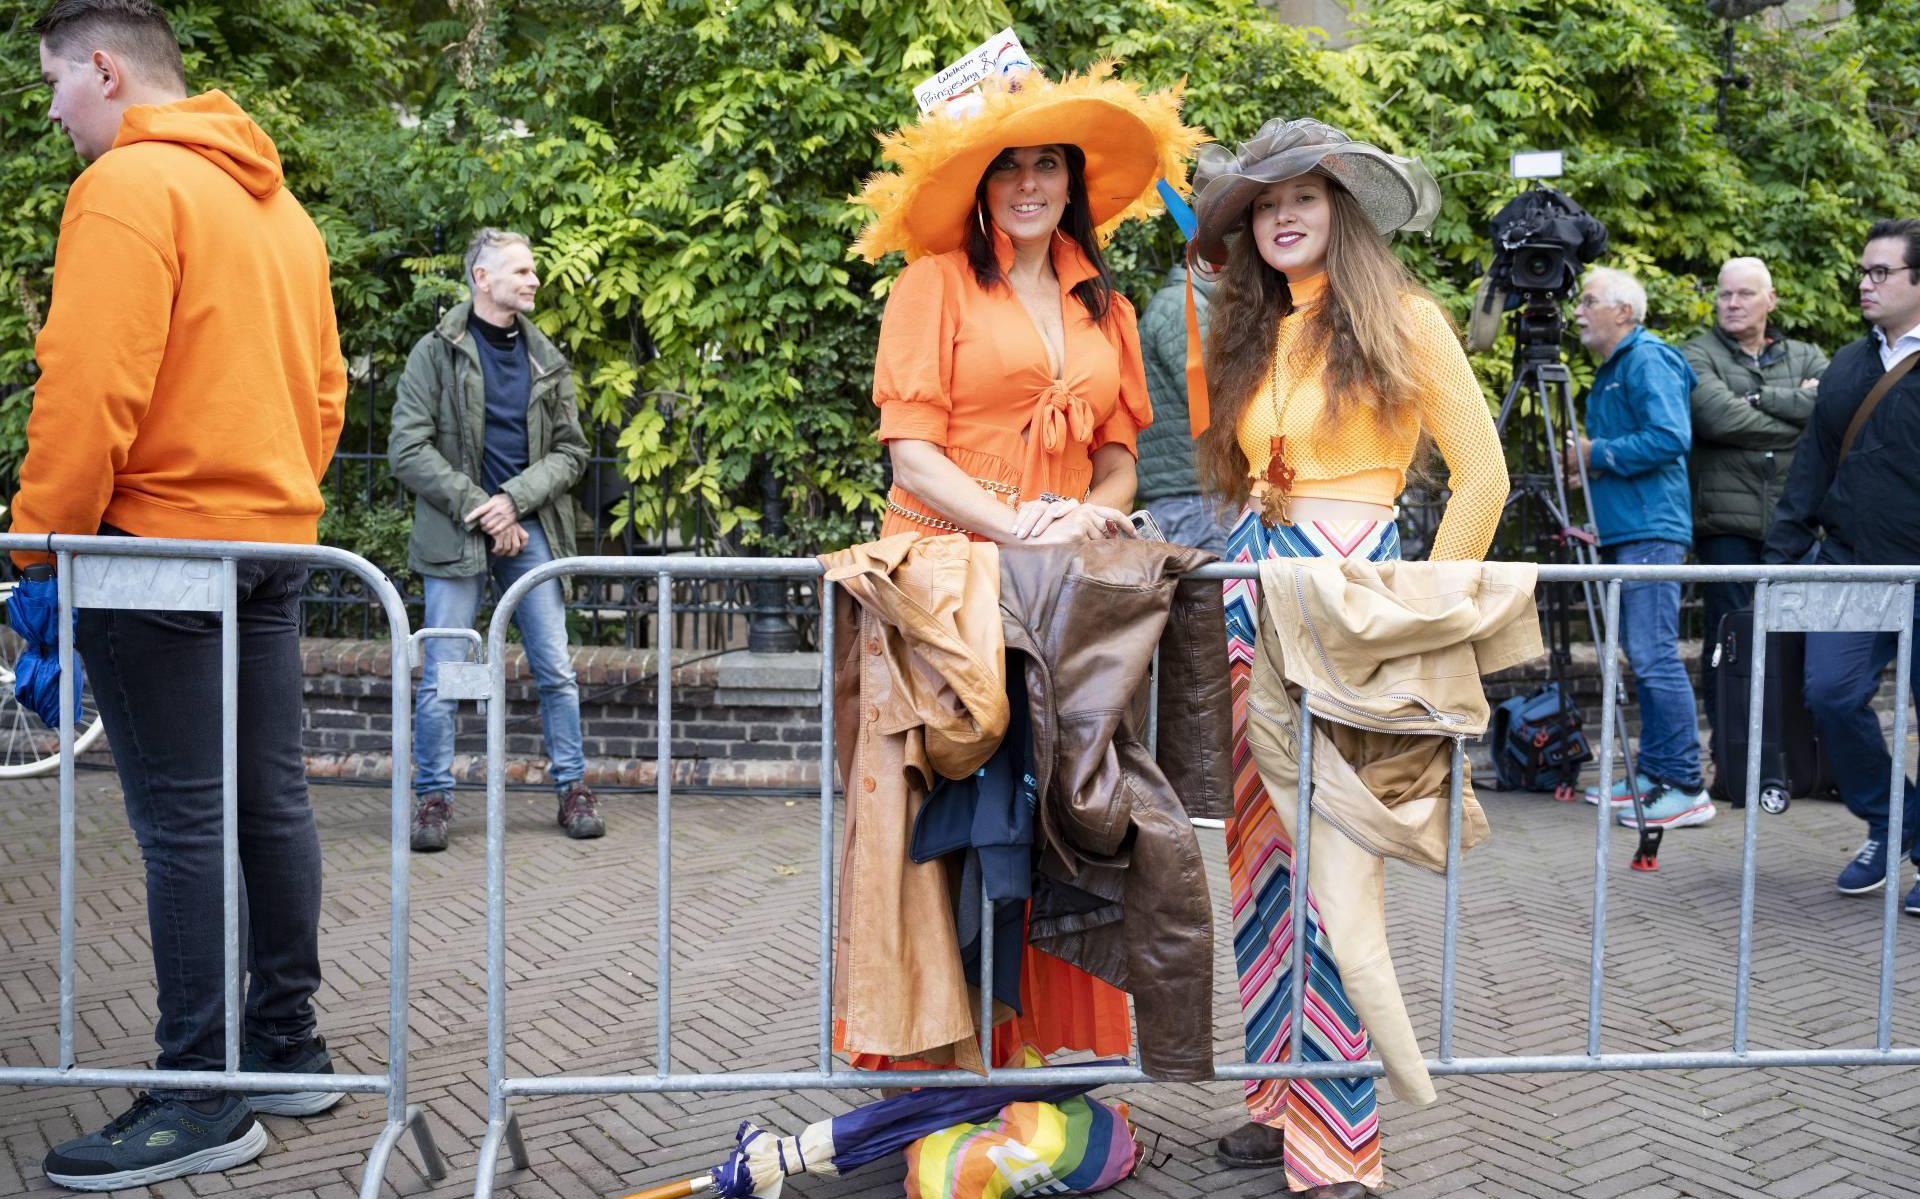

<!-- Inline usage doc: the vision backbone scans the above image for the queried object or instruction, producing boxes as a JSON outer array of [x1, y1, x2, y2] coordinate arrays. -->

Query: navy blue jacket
[[1585, 326, 1697, 547]]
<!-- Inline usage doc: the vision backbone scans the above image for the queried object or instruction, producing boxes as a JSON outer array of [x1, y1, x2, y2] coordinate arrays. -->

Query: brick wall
[[300, 640, 825, 791], [297, 635, 1721, 793]]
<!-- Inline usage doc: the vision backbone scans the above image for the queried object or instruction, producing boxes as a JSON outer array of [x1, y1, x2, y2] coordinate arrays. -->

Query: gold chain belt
[[887, 478, 1082, 534]]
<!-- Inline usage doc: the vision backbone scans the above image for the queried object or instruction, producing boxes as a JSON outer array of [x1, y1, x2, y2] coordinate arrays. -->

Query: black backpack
[[1491, 683, 1594, 793]]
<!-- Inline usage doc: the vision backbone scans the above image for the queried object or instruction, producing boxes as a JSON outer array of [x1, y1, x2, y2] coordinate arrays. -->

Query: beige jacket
[[821, 534, 1008, 1070], [1245, 558, 1543, 1104]]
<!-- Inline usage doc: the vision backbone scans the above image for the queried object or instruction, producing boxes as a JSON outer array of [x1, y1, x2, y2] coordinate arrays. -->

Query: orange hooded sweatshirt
[[10, 90, 345, 561]]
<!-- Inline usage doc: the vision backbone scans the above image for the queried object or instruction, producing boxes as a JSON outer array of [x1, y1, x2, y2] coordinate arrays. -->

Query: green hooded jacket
[[1681, 324, 1827, 543], [388, 301, 589, 577], [1136, 265, 1214, 503]]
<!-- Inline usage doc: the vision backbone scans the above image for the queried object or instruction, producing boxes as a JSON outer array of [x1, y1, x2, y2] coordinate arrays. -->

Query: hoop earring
[[976, 206, 988, 238]]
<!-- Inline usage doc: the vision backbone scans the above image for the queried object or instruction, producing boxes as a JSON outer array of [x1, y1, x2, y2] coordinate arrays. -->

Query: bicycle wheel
[[0, 620, 106, 778]]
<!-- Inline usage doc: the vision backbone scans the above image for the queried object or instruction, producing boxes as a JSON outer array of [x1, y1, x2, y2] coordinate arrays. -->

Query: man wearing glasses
[[1767, 219, 1920, 908], [1568, 267, 1713, 831], [1682, 258, 1827, 803]]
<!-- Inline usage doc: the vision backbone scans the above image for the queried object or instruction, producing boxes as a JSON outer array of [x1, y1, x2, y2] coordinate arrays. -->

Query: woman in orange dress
[[847, 65, 1202, 1067]]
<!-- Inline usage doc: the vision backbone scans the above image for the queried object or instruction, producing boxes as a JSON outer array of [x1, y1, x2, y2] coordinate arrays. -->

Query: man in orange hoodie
[[17, 2, 346, 1189]]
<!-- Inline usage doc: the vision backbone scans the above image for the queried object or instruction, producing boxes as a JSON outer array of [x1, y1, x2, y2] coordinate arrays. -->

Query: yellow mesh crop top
[[1234, 272, 1509, 560]]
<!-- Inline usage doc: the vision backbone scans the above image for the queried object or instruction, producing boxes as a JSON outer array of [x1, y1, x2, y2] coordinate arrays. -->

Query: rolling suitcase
[[1711, 608, 1835, 812]]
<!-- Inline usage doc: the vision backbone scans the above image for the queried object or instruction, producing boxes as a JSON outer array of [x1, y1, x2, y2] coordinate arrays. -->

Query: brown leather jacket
[[1000, 541, 1228, 1082]]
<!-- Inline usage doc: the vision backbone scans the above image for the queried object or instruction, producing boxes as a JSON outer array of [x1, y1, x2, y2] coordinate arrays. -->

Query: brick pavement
[[3, 769, 1919, 1198]]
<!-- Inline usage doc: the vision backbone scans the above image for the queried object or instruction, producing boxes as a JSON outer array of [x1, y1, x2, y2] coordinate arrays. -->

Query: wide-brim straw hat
[[1190, 117, 1440, 264], [852, 63, 1204, 263]]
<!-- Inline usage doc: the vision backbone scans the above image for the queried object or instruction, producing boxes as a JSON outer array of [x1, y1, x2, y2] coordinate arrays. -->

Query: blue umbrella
[[613, 1060, 1126, 1199], [6, 571, 84, 729]]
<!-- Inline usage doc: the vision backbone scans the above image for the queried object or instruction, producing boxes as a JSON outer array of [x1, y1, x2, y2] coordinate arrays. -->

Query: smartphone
[[1128, 509, 1165, 541]]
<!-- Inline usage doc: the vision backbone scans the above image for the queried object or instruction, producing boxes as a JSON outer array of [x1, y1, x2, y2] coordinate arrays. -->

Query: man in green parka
[[389, 228, 599, 850], [1682, 256, 1827, 799]]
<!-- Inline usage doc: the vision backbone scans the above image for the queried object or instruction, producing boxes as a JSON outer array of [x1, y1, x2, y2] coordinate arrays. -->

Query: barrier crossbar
[[469, 557, 1919, 1198], [0, 534, 445, 1198]]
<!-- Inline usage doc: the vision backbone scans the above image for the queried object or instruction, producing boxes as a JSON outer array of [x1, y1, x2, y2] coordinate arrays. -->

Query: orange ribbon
[[1033, 382, 1093, 453]]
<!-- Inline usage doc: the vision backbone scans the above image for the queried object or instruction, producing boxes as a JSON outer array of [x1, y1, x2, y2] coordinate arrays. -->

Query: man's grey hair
[[1718, 256, 1774, 291], [463, 228, 531, 291], [1583, 266, 1647, 325]]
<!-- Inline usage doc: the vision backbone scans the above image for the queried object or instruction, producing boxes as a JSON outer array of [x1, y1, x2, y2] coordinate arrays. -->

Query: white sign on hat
[[913, 29, 1033, 115]]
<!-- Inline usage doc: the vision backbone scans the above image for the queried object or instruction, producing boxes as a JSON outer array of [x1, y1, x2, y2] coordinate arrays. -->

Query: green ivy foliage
[[1, 0, 1916, 562]]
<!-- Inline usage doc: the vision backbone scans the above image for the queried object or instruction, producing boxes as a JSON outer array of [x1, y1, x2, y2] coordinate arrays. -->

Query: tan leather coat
[[1245, 557, 1543, 1104], [1001, 542, 1228, 1082], [821, 534, 1007, 1070]]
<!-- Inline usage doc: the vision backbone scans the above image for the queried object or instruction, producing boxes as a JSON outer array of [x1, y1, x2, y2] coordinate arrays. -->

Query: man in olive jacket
[[1682, 256, 1826, 797], [1137, 263, 1229, 553], [388, 228, 598, 850]]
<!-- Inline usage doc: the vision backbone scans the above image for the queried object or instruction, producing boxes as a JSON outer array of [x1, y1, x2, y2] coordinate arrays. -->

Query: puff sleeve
[[872, 256, 957, 445], [1092, 294, 1151, 456]]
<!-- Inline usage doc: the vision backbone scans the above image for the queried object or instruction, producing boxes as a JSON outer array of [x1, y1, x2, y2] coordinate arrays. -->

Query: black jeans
[[77, 557, 321, 1097], [1694, 533, 1764, 767]]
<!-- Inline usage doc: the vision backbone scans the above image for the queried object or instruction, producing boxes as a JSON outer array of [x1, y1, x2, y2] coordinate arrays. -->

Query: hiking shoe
[[42, 1092, 266, 1191], [410, 792, 451, 853], [239, 1034, 342, 1117], [1584, 772, 1653, 807], [1616, 782, 1715, 829], [1214, 1120, 1287, 1168], [557, 781, 605, 840], [1837, 839, 1890, 895]]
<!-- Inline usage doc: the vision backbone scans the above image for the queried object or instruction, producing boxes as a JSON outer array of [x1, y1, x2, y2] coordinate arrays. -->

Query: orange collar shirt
[[873, 233, 1151, 537]]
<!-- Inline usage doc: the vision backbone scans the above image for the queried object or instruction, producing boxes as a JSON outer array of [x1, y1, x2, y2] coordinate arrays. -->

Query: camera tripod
[[1495, 298, 1663, 868]]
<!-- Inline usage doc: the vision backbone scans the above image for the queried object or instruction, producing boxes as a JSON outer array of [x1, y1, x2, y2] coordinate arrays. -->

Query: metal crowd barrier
[[468, 557, 1920, 1198], [0, 534, 445, 1198]]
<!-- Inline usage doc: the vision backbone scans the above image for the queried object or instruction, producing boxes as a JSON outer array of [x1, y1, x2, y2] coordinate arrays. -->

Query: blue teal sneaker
[[1905, 876, 1920, 916], [42, 1092, 266, 1191], [239, 1034, 343, 1117], [1584, 772, 1653, 807], [1837, 839, 1890, 895], [1616, 782, 1715, 829]]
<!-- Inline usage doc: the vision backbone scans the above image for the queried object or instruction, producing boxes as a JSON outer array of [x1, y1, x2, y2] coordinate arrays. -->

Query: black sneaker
[[240, 1034, 343, 1117], [557, 781, 605, 840], [410, 791, 451, 852], [42, 1092, 266, 1191]]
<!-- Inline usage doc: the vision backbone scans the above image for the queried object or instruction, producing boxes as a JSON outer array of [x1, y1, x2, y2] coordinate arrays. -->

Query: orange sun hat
[[852, 60, 1204, 263]]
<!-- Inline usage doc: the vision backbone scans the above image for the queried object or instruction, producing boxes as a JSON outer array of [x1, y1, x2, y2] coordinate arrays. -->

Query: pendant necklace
[[1259, 345, 1298, 527]]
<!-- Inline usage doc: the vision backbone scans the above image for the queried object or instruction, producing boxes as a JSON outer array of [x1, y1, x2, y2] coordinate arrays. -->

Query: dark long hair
[[1196, 170, 1431, 505], [964, 144, 1116, 324]]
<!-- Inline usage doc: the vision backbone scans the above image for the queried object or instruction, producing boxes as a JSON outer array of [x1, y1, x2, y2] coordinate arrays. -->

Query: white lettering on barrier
[[1763, 580, 1910, 634], [71, 555, 222, 612]]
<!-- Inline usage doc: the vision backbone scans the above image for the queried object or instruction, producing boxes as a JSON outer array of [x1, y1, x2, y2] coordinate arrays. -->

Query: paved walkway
[[2, 769, 1918, 1198]]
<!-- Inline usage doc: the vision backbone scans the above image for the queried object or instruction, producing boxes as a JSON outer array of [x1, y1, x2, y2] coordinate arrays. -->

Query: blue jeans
[[1143, 493, 1233, 557], [77, 555, 321, 1098], [1804, 586, 1920, 860], [1604, 539, 1703, 790], [414, 522, 583, 796]]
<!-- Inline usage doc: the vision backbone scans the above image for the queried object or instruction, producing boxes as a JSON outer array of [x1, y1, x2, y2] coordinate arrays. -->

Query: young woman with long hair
[[1189, 118, 1508, 1197]]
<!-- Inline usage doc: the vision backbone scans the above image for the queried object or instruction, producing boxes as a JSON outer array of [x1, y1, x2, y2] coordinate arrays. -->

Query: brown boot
[[1215, 1120, 1287, 1167], [557, 781, 606, 840], [409, 792, 451, 852]]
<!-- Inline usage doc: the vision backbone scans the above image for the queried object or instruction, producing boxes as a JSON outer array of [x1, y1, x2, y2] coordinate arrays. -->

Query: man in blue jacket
[[1569, 267, 1711, 830]]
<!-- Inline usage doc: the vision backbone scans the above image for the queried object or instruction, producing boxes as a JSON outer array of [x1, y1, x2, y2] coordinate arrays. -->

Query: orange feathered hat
[[852, 62, 1203, 263]]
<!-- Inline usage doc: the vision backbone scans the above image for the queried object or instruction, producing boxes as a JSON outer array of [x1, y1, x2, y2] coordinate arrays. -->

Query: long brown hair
[[1197, 171, 1433, 505]]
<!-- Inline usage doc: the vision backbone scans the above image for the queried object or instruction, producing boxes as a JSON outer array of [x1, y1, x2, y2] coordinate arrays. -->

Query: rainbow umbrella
[[611, 1061, 1123, 1199]]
